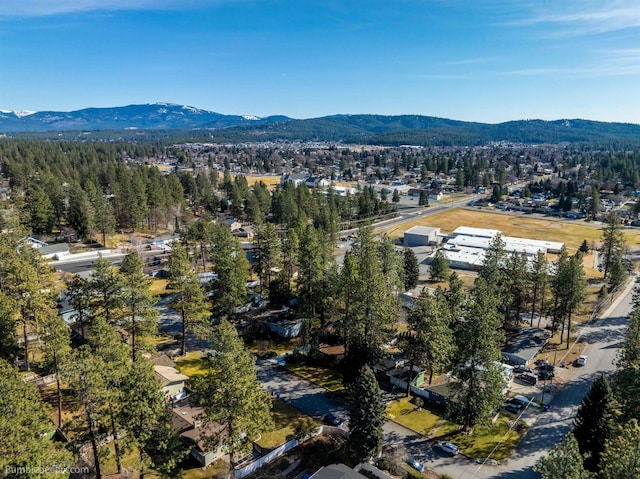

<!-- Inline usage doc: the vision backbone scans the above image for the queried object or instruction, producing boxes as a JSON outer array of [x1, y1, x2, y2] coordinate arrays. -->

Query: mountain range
[[2, 103, 640, 146]]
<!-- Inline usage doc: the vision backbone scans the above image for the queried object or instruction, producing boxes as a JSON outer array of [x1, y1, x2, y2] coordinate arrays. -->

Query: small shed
[[403, 226, 441, 247]]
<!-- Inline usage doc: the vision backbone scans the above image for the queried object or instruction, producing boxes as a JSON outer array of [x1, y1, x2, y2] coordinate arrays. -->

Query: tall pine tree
[[348, 365, 385, 463]]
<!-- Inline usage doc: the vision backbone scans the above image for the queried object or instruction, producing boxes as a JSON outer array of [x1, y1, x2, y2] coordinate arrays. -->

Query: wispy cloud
[[0, 0, 226, 17], [510, 1, 640, 36], [506, 48, 640, 77]]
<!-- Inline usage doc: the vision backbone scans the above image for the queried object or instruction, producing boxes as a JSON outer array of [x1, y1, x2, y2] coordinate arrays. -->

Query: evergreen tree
[[254, 222, 282, 293], [192, 320, 274, 469], [91, 192, 116, 246], [67, 183, 94, 239], [589, 188, 600, 220], [505, 251, 528, 325], [65, 275, 93, 338], [614, 306, 640, 421], [445, 271, 465, 320], [450, 278, 506, 430], [491, 185, 502, 203], [578, 240, 590, 255], [404, 289, 454, 387], [378, 235, 403, 295], [600, 419, 640, 479], [429, 249, 450, 282], [529, 251, 550, 327], [297, 225, 323, 317], [25, 183, 55, 235], [600, 212, 626, 280], [403, 248, 419, 291], [573, 374, 614, 471], [89, 255, 123, 324], [40, 311, 71, 429], [348, 365, 385, 463], [120, 252, 159, 361], [64, 346, 110, 479], [341, 227, 398, 382], [0, 359, 72, 478], [119, 356, 188, 479], [553, 253, 588, 348], [534, 433, 589, 479], [168, 243, 210, 356], [87, 317, 131, 475], [477, 233, 508, 324], [209, 224, 249, 317], [0, 291, 18, 361], [392, 189, 400, 202]]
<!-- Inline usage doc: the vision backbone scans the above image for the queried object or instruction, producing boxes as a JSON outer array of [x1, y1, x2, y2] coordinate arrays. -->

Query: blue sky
[[1, 0, 640, 123]]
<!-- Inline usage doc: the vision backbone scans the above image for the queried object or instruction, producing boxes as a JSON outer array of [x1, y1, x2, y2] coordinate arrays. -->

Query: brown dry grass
[[381, 208, 640, 250], [235, 175, 282, 188]]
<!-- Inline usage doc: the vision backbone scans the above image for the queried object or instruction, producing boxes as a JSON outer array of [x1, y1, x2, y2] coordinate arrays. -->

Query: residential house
[[154, 365, 189, 402], [305, 176, 330, 189], [224, 218, 242, 232], [280, 173, 309, 187], [171, 404, 227, 466], [501, 328, 550, 366]]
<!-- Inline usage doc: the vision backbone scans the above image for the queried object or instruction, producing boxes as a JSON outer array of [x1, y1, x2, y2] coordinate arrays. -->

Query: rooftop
[[311, 464, 369, 479]]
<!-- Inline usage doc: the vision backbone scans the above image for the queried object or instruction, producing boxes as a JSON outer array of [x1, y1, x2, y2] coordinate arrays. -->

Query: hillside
[[2, 104, 640, 146]]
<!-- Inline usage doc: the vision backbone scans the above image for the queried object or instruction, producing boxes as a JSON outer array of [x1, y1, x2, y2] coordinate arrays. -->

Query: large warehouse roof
[[452, 226, 500, 239]]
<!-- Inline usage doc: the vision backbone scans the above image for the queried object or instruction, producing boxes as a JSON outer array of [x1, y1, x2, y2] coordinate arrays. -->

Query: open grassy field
[[236, 175, 282, 188], [381, 208, 640, 250]]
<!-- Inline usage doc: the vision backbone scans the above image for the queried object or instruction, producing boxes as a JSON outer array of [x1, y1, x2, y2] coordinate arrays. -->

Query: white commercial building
[[435, 225, 564, 270]]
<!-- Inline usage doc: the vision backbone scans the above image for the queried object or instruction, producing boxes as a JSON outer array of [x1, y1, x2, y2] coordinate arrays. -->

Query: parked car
[[538, 370, 555, 380], [513, 365, 533, 374], [517, 373, 538, 385], [503, 403, 522, 415], [435, 441, 460, 456], [538, 363, 555, 372], [535, 359, 550, 367], [574, 355, 588, 367], [324, 413, 344, 427], [406, 457, 424, 472]]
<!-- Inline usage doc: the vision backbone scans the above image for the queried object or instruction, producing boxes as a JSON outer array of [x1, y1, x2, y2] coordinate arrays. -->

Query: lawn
[[384, 397, 451, 436], [236, 175, 282, 188], [380, 208, 640, 250], [256, 399, 314, 449], [286, 363, 345, 393], [175, 351, 208, 377], [182, 459, 228, 479], [432, 415, 525, 461], [100, 442, 142, 476], [149, 278, 170, 296]]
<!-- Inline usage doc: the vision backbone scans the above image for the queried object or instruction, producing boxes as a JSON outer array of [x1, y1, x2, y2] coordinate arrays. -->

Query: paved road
[[438, 280, 635, 479], [252, 280, 635, 479]]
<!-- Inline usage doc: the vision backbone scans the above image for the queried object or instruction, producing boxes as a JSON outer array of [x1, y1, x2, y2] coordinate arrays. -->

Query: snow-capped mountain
[[0, 103, 290, 132]]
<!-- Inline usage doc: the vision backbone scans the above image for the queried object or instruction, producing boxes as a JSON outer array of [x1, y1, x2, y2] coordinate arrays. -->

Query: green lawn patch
[[175, 351, 208, 377], [433, 415, 525, 461], [256, 399, 314, 449], [384, 397, 451, 436], [286, 363, 345, 393]]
